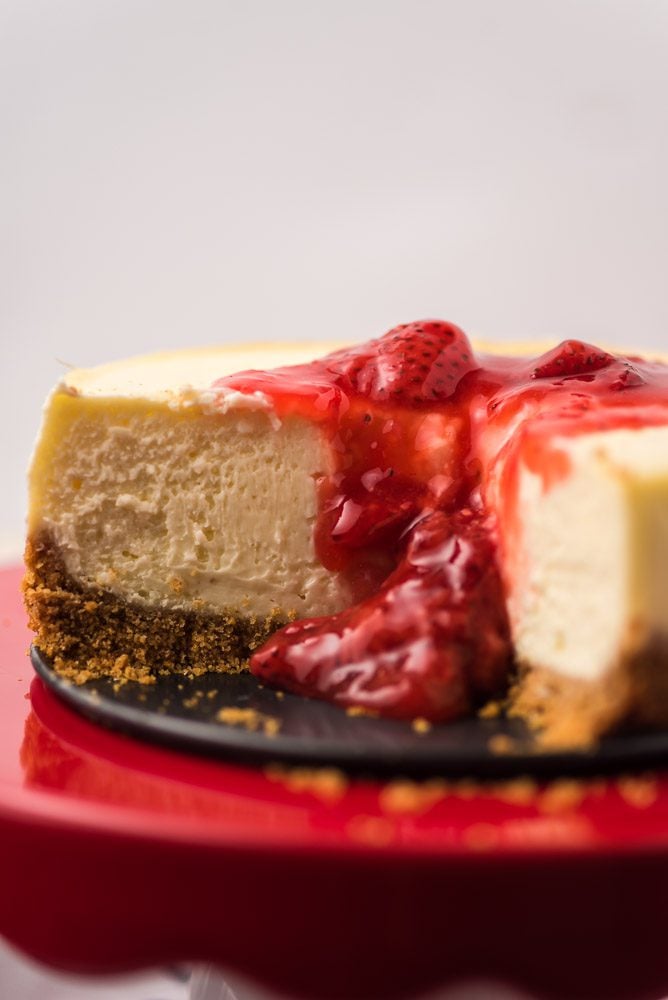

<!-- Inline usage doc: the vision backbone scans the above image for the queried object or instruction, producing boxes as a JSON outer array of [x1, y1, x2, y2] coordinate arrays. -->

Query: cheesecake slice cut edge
[[24, 343, 351, 686]]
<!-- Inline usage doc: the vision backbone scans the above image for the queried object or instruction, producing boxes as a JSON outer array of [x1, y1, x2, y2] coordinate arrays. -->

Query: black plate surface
[[31, 646, 668, 776]]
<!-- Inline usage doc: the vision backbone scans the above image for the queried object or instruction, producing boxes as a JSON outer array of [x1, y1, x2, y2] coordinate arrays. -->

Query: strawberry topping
[[252, 508, 510, 720], [530, 340, 614, 381], [215, 326, 668, 722], [330, 319, 480, 406]]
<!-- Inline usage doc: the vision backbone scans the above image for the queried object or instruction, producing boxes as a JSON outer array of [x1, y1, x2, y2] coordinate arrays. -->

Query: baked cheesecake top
[[211, 321, 668, 721]]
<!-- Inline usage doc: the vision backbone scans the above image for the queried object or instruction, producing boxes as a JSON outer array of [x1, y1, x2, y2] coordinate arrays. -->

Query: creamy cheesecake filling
[[28, 393, 351, 619], [503, 426, 668, 684]]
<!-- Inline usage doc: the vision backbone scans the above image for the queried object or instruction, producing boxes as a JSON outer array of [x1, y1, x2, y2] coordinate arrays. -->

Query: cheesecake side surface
[[494, 425, 668, 745]]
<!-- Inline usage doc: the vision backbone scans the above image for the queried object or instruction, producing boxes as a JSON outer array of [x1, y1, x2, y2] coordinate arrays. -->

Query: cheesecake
[[24, 344, 350, 682], [23, 322, 668, 747]]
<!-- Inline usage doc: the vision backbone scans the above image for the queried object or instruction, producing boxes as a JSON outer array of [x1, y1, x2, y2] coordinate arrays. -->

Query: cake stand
[[2, 564, 668, 1000]]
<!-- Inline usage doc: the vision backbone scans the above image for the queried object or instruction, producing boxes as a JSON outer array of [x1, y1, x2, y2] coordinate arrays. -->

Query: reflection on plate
[[31, 645, 668, 777]]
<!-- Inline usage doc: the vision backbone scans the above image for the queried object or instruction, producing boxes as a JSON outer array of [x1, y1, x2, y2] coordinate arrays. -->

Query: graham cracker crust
[[509, 641, 668, 749], [23, 532, 288, 685], [24, 533, 668, 747]]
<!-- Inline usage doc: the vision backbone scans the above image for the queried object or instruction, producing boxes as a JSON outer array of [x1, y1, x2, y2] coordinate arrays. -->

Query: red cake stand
[[2, 564, 668, 1000]]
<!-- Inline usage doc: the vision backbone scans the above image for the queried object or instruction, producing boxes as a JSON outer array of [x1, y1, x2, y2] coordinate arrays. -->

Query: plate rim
[[29, 644, 668, 779]]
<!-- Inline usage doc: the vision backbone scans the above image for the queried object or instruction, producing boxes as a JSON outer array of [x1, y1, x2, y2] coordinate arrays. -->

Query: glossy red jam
[[214, 322, 668, 721]]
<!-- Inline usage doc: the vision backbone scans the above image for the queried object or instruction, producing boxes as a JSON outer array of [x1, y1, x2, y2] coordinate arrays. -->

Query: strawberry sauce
[[214, 322, 668, 721]]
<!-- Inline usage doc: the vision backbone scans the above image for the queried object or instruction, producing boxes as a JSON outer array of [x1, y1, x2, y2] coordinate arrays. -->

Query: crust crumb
[[379, 779, 448, 815], [264, 764, 348, 803], [346, 705, 379, 718], [491, 777, 539, 806], [217, 706, 281, 737], [488, 733, 519, 755], [617, 774, 658, 809], [411, 717, 432, 734], [537, 779, 587, 814]]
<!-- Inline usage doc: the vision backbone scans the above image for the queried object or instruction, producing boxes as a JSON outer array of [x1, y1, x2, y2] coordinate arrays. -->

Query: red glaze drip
[[214, 322, 668, 721]]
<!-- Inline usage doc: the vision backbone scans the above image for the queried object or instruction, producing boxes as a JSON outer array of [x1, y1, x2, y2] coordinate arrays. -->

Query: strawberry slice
[[250, 508, 511, 721], [331, 319, 480, 406], [531, 340, 614, 381], [323, 472, 424, 549], [609, 361, 646, 392]]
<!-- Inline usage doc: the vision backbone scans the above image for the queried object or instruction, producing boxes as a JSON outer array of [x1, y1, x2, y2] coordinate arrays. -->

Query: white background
[[2, 0, 668, 553]]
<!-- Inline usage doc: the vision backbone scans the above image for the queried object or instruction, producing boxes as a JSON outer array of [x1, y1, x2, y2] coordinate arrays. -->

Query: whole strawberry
[[331, 319, 480, 406]]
